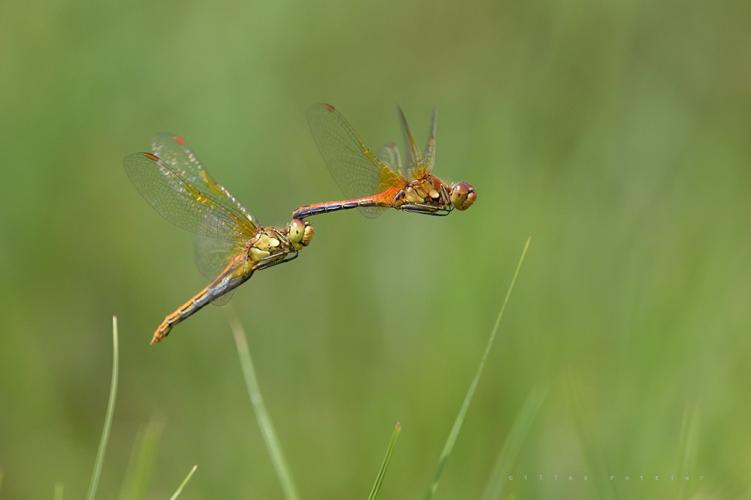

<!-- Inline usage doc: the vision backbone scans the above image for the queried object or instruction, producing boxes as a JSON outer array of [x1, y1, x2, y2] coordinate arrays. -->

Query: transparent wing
[[377, 142, 405, 174], [307, 103, 407, 201], [357, 205, 387, 218], [194, 224, 243, 306], [397, 106, 423, 176], [193, 212, 246, 275], [210, 290, 235, 306], [124, 152, 257, 243], [151, 133, 259, 229], [422, 109, 437, 172]]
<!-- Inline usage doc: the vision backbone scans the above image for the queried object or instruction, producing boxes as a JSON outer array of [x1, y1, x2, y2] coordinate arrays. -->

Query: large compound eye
[[450, 182, 477, 210], [288, 219, 305, 244], [302, 223, 314, 246]]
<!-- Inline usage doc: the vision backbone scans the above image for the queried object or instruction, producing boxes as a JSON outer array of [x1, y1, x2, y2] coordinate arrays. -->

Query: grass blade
[[85, 316, 119, 500], [564, 371, 617, 500], [675, 405, 700, 500], [481, 385, 547, 500], [425, 237, 531, 500], [230, 316, 300, 500], [53, 482, 64, 500], [169, 464, 198, 500], [367, 422, 402, 500], [117, 416, 164, 500]]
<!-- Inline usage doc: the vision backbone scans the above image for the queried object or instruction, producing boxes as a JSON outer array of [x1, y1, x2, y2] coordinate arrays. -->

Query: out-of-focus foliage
[[0, 0, 749, 497]]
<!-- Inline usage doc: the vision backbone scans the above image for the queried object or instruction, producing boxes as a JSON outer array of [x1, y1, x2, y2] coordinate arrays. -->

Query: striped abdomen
[[292, 188, 400, 219], [151, 255, 250, 344]]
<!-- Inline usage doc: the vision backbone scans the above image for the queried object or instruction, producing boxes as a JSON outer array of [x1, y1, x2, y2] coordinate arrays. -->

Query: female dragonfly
[[293, 104, 477, 219], [124, 134, 314, 344]]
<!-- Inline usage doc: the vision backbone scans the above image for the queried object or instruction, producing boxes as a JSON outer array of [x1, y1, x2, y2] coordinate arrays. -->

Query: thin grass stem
[[117, 415, 165, 500], [230, 316, 300, 500], [53, 482, 64, 500], [675, 405, 700, 500], [367, 422, 402, 500], [168, 465, 198, 500], [425, 237, 531, 500], [85, 316, 119, 500], [481, 385, 547, 500]]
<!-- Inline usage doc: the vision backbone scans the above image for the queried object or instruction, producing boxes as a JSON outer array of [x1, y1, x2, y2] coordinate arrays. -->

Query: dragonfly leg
[[399, 203, 452, 216], [253, 249, 298, 271]]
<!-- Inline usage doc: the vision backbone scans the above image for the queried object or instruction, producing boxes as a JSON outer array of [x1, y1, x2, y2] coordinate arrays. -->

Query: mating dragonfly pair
[[125, 104, 477, 344]]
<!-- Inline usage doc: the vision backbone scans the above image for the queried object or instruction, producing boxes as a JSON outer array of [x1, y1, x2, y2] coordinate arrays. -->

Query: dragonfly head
[[449, 182, 477, 211], [287, 218, 314, 249]]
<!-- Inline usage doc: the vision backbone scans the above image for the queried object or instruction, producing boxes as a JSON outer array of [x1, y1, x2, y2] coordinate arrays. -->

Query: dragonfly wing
[[423, 108, 437, 171], [358, 205, 387, 218], [209, 290, 236, 306], [194, 214, 246, 277], [126, 144, 255, 307], [124, 152, 257, 243], [194, 218, 248, 306], [397, 106, 423, 177], [307, 103, 406, 204], [151, 133, 259, 229], [377, 142, 404, 172]]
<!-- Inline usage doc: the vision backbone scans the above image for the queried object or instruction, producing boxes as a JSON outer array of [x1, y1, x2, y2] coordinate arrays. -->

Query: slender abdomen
[[151, 256, 250, 344], [292, 190, 398, 219]]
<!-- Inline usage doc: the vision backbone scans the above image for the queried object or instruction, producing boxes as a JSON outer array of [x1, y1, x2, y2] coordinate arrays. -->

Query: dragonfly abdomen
[[151, 257, 250, 344], [292, 193, 397, 219]]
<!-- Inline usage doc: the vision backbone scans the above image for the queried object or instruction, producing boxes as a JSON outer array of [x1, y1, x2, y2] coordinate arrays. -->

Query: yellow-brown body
[[151, 223, 312, 344]]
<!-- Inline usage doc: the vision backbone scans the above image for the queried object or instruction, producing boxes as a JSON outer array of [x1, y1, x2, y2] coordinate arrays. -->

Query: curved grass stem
[[169, 465, 198, 500], [85, 316, 119, 500], [230, 315, 300, 500], [367, 422, 402, 500], [425, 237, 531, 500]]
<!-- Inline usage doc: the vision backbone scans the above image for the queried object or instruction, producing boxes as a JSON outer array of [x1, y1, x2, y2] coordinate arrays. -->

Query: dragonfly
[[124, 133, 314, 344], [292, 103, 477, 219]]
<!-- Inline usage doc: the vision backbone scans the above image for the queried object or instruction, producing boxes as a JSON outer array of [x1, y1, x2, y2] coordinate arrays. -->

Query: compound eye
[[288, 219, 305, 244], [451, 182, 476, 210], [302, 223, 314, 246]]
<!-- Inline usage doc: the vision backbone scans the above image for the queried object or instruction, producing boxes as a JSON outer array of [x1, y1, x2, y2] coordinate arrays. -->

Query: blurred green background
[[1, 0, 749, 498]]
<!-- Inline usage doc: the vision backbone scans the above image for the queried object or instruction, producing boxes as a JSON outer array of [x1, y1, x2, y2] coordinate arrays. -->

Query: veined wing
[[422, 109, 437, 172], [397, 107, 436, 179], [194, 215, 246, 279], [307, 103, 407, 201], [377, 142, 405, 175], [151, 133, 259, 229], [124, 151, 257, 243], [194, 219, 245, 306], [398, 106, 422, 174]]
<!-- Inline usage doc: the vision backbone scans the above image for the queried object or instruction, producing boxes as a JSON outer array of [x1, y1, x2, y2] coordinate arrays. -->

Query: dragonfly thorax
[[247, 228, 289, 263], [396, 176, 453, 216]]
